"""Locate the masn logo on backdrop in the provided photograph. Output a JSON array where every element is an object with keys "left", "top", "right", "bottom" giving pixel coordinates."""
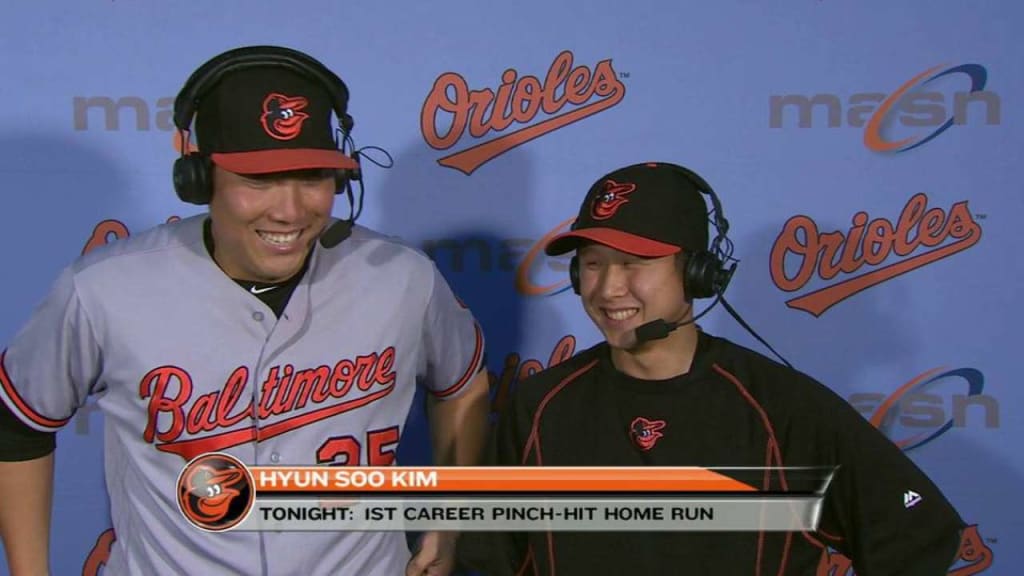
[
  {"left": 424, "top": 217, "right": 575, "bottom": 297},
  {"left": 73, "top": 96, "right": 175, "bottom": 131},
  {"left": 848, "top": 366, "right": 999, "bottom": 451},
  {"left": 421, "top": 51, "right": 626, "bottom": 175},
  {"left": 770, "top": 193, "right": 982, "bottom": 316},
  {"left": 769, "top": 64, "right": 1001, "bottom": 152}
]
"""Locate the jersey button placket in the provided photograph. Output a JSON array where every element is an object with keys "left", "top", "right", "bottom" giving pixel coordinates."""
[{"left": 251, "top": 308, "right": 272, "bottom": 468}]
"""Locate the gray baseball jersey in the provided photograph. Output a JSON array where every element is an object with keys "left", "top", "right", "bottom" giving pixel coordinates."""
[{"left": 0, "top": 214, "right": 485, "bottom": 575}]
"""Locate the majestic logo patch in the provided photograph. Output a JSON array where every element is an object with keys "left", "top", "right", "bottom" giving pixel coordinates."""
[
  {"left": 261, "top": 93, "right": 310, "bottom": 140},
  {"left": 629, "top": 416, "right": 666, "bottom": 451},
  {"left": 176, "top": 452, "right": 254, "bottom": 532},
  {"left": 591, "top": 180, "right": 636, "bottom": 220},
  {"left": 903, "top": 490, "right": 923, "bottom": 509}
]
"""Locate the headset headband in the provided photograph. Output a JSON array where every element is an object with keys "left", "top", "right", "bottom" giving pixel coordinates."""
[{"left": 172, "top": 46, "right": 353, "bottom": 135}]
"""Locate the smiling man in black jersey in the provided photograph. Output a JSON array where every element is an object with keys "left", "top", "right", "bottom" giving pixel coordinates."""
[{"left": 460, "top": 162, "right": 966, "bottom": 576}]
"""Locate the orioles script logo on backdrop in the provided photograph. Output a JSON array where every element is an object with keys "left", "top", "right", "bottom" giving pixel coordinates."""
[
  {"left": 141, "top": 351, "right": 397, "bottom": 462},
  {"left": 770, "top": 193, "right": 982, "bottom": 317},
  {"left": 488, "top": 335, "right": 576, "bottom": 416},
  {"left": 421, "top": 50, "right": 626, "bottom": 175}
]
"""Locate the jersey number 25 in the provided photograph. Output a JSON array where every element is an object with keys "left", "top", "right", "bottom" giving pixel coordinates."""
[{"left": 315, "top": 426, "right": 400, "bottom": 466}]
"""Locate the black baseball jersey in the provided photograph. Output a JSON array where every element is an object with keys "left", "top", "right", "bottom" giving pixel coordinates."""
[{"left": 460, "top": 332, "right": 964, "bottom": 576}]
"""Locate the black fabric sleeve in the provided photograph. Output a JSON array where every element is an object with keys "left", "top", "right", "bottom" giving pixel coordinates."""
[
  {"left": 0, "top": 398, "right": 56, "bottom": 461},
  {"left": 456, "top": 389, "right": 532, "bottom": 576},
  {"left": 889, "top": 528, "right": 963, "bottom": 576},
  {"left": 811, "top": 384, "right": 966, "bottom": 576}
]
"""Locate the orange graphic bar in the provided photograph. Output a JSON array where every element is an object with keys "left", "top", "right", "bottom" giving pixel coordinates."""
[{"left": 250, "top": 467, "right": 758, "bottom": 493}]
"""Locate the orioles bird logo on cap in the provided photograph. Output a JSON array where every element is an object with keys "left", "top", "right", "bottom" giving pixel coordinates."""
[
  {"left": 260, "top": 93, "right": 310, "bottom": 141},
  {"left": 591, "top": 179, "right": 636, "bottom": 220}
]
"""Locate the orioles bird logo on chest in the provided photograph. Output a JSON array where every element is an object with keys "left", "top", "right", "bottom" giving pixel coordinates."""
[
  {"left": 591, "top": 179, "right": 636, "bottom": 220},
  {"left": 629, "top": 416, "right": 666, "bottom": 451}
]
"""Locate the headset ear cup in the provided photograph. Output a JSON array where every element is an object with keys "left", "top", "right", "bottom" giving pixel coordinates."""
[
  {"left": 173, "top": 154, "right": 212, "bottom": 205},
  {"left": 172, "top": 157, "right": 189, "bottom": 202},
  {"left": 174, "top": 47, "right": 356, "bottom": 205},
  {"left": 570, "top": 255, "right": 581, "bottom": 295},
  {"left": 685, "top": 250, "right": 718, "bottom": 300},
  {"left": 332, "top": 155, "right": 362, "bottom": 193},
  {"left": 333, "top": 160, "right": 362, "bottom": 193}
]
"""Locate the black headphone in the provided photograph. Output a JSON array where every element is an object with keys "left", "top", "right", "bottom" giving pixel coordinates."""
[
  {"left": 569, "top": 162, "right": 735, "bottom": 299},
  {"left": 171, "top": 46, "right": 360, "bottom": 205}
]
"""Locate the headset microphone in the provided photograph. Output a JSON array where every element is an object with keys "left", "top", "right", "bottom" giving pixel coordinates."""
[
  {"left": 631, "top": 253, "right": 738, "bottom": 346},
  {"left": 630, "top": 289, "right": 795, "bottom": 370},
  {"left": 633, "top": 319, "right": 681, "bottom": 344},
  {"left": 317, "top": 147, "right": 393, "bottom": 249},
  {"left": 630, "top": 294, "right": 718, "bottom": 346}
]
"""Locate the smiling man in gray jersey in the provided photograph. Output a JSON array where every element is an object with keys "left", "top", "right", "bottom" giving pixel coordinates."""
[{"left": 0, "top": 45, "right": 490, "bottom": 576}]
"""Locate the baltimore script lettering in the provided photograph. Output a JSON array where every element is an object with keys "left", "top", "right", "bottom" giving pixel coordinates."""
[{"left": 140, "top": 348, "right": 397, "bottom": 460}]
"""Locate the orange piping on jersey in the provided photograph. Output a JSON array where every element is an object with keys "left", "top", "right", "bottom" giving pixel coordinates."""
[
  {"left": 817, "top": 529, "right": 843, "bottom": 542},
  {"left": 764, "top": 435, "right": 796, "bottom": 576},
  {"left": 431, "top": 322, "right": 485, "bottom": 398},
  {"left": 0, "top": 350, "right": 71, "bottom": 430},
  {"left": 515, "top": 544, "right": 536, "bottom": 576},
  {"left": 756, "top": 440, "right": 772, "bottom": 576},
  {"left": 713, "top": 363, "right": 816, "bottom": 575},
  {"left": 779, "top": 532, "right": 794, "bottom": 576},
  {"left": 520, "top": 357, "right": 599, "bottom": 576},
  {"left": 546, "top": 530, "right": 557, "bottom": 576},
  {"left": 521, "top": 358, "right": 599, "bottom": 467}
]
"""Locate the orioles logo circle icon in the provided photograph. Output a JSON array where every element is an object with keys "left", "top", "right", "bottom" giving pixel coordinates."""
[{"left": 176, "top": 452, "right": 255, "bottom": 532}]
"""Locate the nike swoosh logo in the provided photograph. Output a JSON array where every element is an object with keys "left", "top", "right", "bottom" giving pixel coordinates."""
[{"left": 250, "top": 285, "right": 277, "bottom": 295}]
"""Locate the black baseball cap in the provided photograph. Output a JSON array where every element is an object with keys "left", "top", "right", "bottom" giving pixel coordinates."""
[
  {"left": 194, "top": 67, "right": 358, "bottom": 174},
  {"left": 545, "top": 162, "right": 710, "bottom": 257}
]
